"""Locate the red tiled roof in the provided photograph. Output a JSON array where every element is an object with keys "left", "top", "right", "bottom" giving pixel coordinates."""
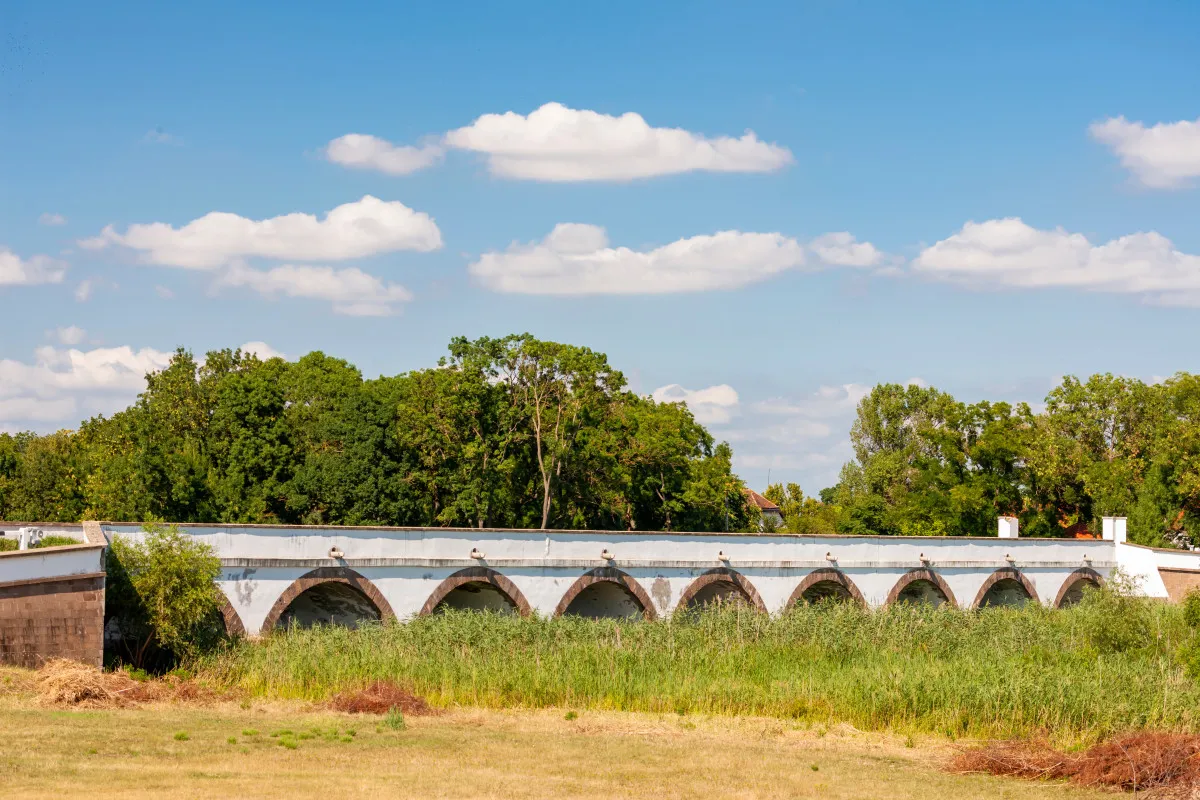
[{"left": 744, "top": 489, "right": 780, "bottom": 512}]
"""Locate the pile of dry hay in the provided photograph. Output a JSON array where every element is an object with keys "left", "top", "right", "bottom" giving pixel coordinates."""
[
  {"left": 954, "top": 733, "right": 1200, "bottom": 796},
  {"left": 328, "top": 680, "right": 435, "bottom": 716},
  {"left": 35, "top": 659, "right": 219, "bottom": 707}
]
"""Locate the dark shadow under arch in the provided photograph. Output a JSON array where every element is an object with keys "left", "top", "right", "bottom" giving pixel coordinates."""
[
  {"left": 553, "top": 567, "right": 658, "bottom": 620},
  {"left": 261, "top": 567, "right": 395, "bottom": 633},
  {"left": 1054, "top": 567, "right": 1104, "bottom": 608},
  {"left": 886, "top": 568, "right": 958, "bottom": 608},
  {"left": 419, "top": 567, "right": 533, "bottom": 616},
  {"left": 676, "top": 568, "right": 767, "bottom": 613},
  {"left": 787, "top": 568, "right": 867, "bottom": 608},
  {"left": 971, "top": 568, "right": 1039, "bottom": 609}
]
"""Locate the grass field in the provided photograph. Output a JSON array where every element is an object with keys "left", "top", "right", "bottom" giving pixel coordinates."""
[
  {"left": 200, "top": 597, "right": 1200, "bottom": 744},
  {"left": 0, "top": 687, "right": 1110, "bottom": 800}
]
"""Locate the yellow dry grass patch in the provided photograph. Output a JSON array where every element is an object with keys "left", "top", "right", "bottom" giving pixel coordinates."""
[{"left": 0, "top": 669, "right": 1109, "bottom": 800}]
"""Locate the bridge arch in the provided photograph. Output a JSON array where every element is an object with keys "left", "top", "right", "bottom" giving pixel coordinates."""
[
  {"left": 787, "top": 568, "right": 867, "bottom": 608},
  {"left": 218, "top": 595, "right": 246, "bottom": 637},
  {"left": 1054, "top": 567, "right": 1104, "bottom": 608},
  {"left": 554, "top": 567, "right": 658, "bottom": 620},
  {"left": 886, "top": 568, "right": 958, "bottom": 608},
  {"left": 261, "top": 567, "right": 395, "bottom": 632},
  {"left": 420, "top": 567, "right": 532, "bottom": 616},
  {"left": 971, "top": 568, "right": 1039, "bottom": 609},
  {"left": 676, "top": 568, "right": 767, "bottom": 612}
]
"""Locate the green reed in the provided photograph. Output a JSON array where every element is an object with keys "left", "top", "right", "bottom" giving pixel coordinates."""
[{"left": 197, "top": 595, "right": 1200, "bottom": 744}]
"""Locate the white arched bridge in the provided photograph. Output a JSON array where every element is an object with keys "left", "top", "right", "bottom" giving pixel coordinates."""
[{"left": 83, "top": 516, "right": 1200, "bottom": 636}]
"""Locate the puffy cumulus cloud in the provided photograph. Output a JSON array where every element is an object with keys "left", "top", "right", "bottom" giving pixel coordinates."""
[
  {"left": 1090, "top": 116, "right": 1200, "bottom": 189},
  {"left": 913, "top": 218, "right": 1200, "bottom": 304},
  {"left": 0, "top": 344, "right": 173, "bottom": 431},
  {"left": 325, "top": 102, "right": 793, "bottom": 182},
  {"left": 470, "top": 224, "right": 885, "bottom": 295},
  {"left": 38, "top": 212, "right": 67, "bottom": 226},
  {"left": 0, "top": 341, "right": 280, "bottom": 432},
  {"left": 238, "top": 341, "right": 285, "bottom": 360},
  {"left": 651, "top": 383, "right": 740, "bottom": 425},
  {"left": 470, "top": 224, "right": 809, "bottom": 295},
  {"left": 0, "top": 248, "right": 67, "bottom": 286},
  {"left": 213, "top": 263, "right": 413, "bottom": 316},
  {"left": 325, "top": 134, "right": 444, "bottom": 176},
  {"left": 80, "top": 195, "right": 442, "bottom": 269},
  {"left": 808, "top": 232, "right": 886, "bottom": 267},
  {"left": 444, "top": 102, "right": 793, "bottom": 181}
]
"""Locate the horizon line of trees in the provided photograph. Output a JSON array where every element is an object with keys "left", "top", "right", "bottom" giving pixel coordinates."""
[
  {"left": 0, "top": 334, "right": 754, "bottom": 533},
  {"left": 2, "top": 335, "right": 1198, "bottom": 547}
]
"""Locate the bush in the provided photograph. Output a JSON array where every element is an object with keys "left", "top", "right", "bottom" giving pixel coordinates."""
[
  {"left": 0, "top": 538, "right": 15, "bottom": 552},
  {"left": 31, "top": 535, "right": 83, "bottom": 548},
  {"left": 106, "top": 523, "right": 224, "bottom": 669},
  {"left": 1182, "top": 589, "right": 1200, "bottom": 630}
]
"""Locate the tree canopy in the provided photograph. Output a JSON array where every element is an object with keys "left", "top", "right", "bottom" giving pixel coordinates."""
[
  {"left": 0, "top": 335, "right": 750, "bottom": 532},
  {"left": 3, "top": 336, "right": 1198, "bottom": 545}
]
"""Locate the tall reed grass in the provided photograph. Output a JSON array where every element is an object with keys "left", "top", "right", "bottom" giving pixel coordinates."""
[{"left": 198, "top": 591, "right": 1200, "bottom": 743}]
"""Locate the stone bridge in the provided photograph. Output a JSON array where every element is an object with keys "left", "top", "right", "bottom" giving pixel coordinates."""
[{"left": 84, "top": 516, "right": 1200, "bottom": 636}]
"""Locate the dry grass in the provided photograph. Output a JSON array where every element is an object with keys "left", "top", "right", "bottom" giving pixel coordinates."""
[
  {"left": 0, "top": 666, "right": 1111, "bottom": 800},
  {"left": 954, "top": 734, "right": 1200, "bottom": 796},
  {"left": 31, "top": 659, "right": 224, "bottom": 708},
  {"left": 328, "top": 679, "right": 436, "bottom": 716}
]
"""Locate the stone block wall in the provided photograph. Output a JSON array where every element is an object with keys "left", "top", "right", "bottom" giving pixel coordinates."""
[
  {"left": 1158, "top": 568, "right": 1200, "bottom": 604},
  {"left": 0, "top": 572, "right": 105, "bottom": 668}
]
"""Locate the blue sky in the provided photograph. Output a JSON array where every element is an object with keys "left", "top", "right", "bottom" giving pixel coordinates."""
[{"left": 2, "top": 0, "right": 1199, "bottom": 493}]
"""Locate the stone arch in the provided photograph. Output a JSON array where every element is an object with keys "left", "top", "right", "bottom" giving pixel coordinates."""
[
  {"left": 886, "top": 568, "right": 958, "bottom": 608},
  {"left": 554, "top": 567, "right": 658, "bottom": 620},
  {"left": 261, "top": 567, "right": 395, "bottom": 632},
  {"left": 786, "top": 568, "right": 867, "bottom": 608},
  {"left": 676, "top": 568, "right": 767, "bottom": 613},
  {"left": 218, "top": 595, "right": 246, "bottom": 637},
  {"left": 971, "top": 568, "right": 1039, "bottom": 609},
  {"left": 419, "top": 567, "right": 533, "bottom": 616},
  {"left": 1054, "top": 567, "right": 1104, "bottom": 608}
]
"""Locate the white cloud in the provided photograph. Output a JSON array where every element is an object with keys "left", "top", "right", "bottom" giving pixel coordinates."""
[
  {"left": 808, "top": 232, "right": 885, "bottom": 267},
  {"left": 651, "top": 383, "right": 740, "bottom": 425},
  {"left": 325, "top": 134, "right": 444, "bottom": 176},
  {"left": 212, "top": 263, "right": 413, "bottom": 316},
  {"left": 53, "top": 326, "right": 87, "bottom": 346},
  {"left": 81, "top": 195, "right": 442, "bottom": 269},
  {"left": 1090, "top": 116, "right": 1200, "bottom": 189},
  {"left": 38, "top": 212, "right": 67, "bottom": 226},
  {"left": 155, "top": 285, "right": 175, "bottom": 299},
  {"left": 0, "top": 344, "right": 173, "bottom": 431},
  {"left": 239, "top": 341, "right": 285, "bottom": 360},
  {"left": 326, "top": 102, "right": 793, "bottom": 182},
  {"left": 74, "top": 280, "right": 93, "bottom": 302},
  {"left": 754, "top": 383, "right": 871, "bottom": 419},
  {"left": 0, "top": 248, "right": 67, "bottom": 287},
  {"left": 471, "top": 224, "right": 812, "bottom": 295},
  {"left": 0, "top": 341, "right": 280, "bottom": 432},
  {"left": 913, "top": 217, "right": 1200, "bottom": 304}
]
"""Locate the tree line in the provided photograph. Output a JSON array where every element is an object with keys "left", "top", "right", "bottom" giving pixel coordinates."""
[
  {"left": 2, "top": 335, "right": 1198, "bottom": 546},
  {"left": 771, "top": 376, "right": 1200, "bottom": 547},
  {"left": 0, "top": 335, "right": 753, "bottom": 532}
]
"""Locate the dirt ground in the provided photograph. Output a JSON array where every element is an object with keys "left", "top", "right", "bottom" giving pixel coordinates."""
[{"left": 0, "top": 667, "right": 1111, "bottom": 800}]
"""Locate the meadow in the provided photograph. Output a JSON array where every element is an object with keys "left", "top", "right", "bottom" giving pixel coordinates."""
[{"left": 199, "top": 589, "right": 1200, "bottom": 745}]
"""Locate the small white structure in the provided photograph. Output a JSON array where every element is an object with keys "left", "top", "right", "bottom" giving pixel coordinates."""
[
  {"left": 997, "top": 517, "right": 1019, "bottom": 539},
  {"left": 1102, "top": 516, "right": 1128, "bottom": 544}
]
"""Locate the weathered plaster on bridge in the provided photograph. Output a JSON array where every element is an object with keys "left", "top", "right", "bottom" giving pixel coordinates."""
[{"left": 91, "top": 517, "right": 1199, "bottom": 636}]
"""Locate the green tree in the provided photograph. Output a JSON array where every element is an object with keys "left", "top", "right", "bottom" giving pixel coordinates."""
[{"left": 105, "top": 524, "right": 224, "bottom": 668}]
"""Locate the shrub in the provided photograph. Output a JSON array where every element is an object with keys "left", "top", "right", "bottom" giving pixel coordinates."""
[
  {"left": 106, "top": 523, "right": 223, "bottom": 669},
  {"left": 0, "top": 538, "right": 15, "bottom": 552},
  {"left": 31, "top": 535, "right": 82, "bottom": 548},
  {"left": 1182, "top": 589, "right": 1200, "bottom": 630},
  {"left": 383, "top": 708, "right": 406, "bottom": 731}
]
